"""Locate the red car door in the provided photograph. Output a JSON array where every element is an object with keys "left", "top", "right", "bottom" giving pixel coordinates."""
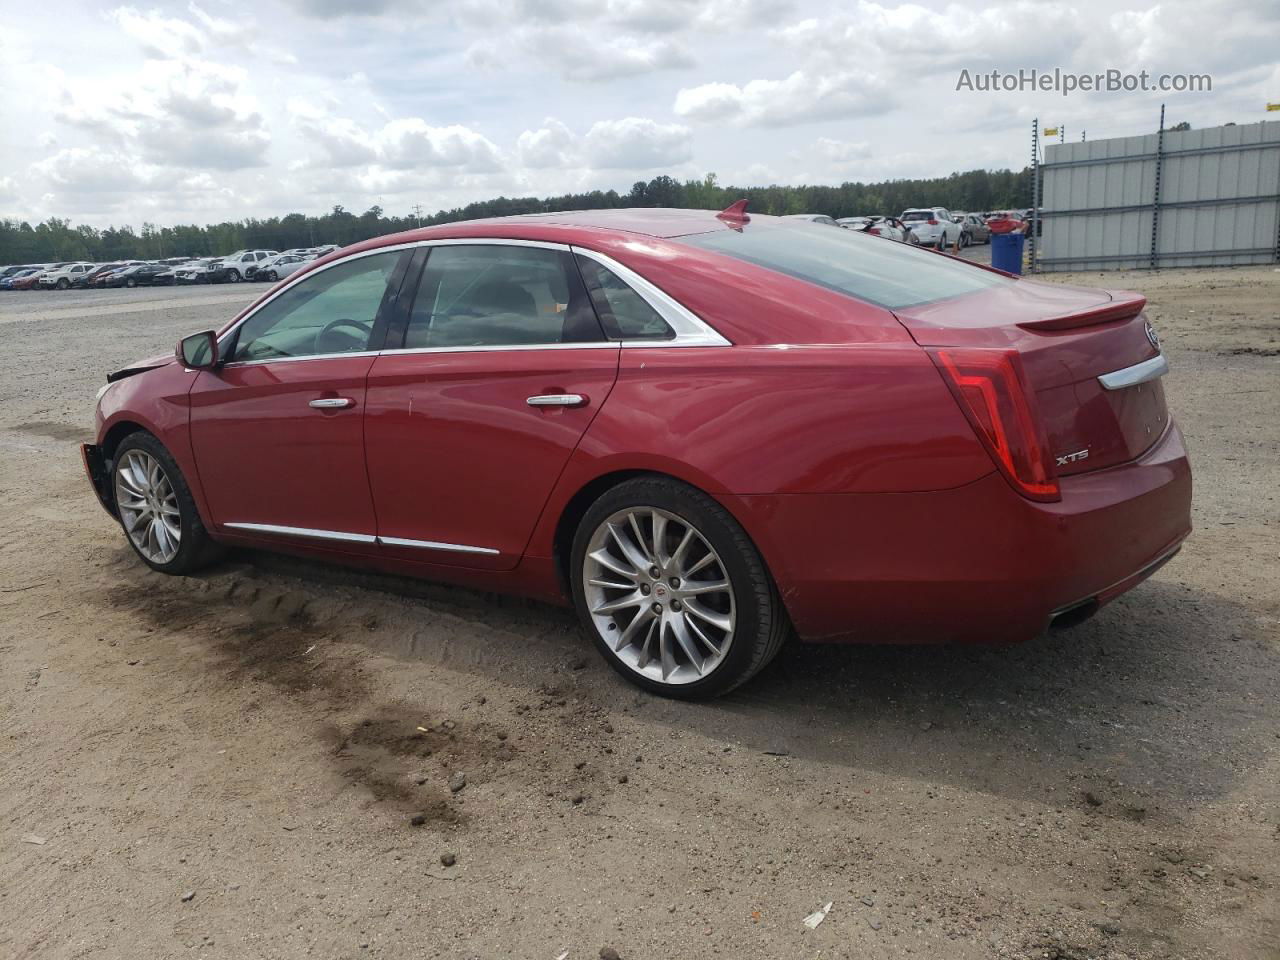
[
  {"left": 188, "top": 248, "right": 412, "bottom": 550},
  {"left": 364, "top": 242, "right": 619, "bottom": 570}
]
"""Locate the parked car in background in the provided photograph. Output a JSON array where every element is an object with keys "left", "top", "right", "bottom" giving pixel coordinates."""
[
  {"left": 8, "top": 269, "right": 48, "bottom": 290},
  {"left": 107, "top": 263, "right": 173, "bottom": 287},
  {"left": 90, "top": 263, "right": 143, "bottom": 288},
  {"left": 173, "top": 259, "right": 219, "bottom": 284},
  {"left": 39, "top": 262, "right": 97, "bottom": 289},
  {"left": 900, "top": 208, "right": 964, "bottom": 248},
  {"left": 0, "top": 267, "right": 43, "bottom": 290},
  {"left": 782, "top": 214, "right": 838, "bottom": 225},
  {"left": 0, "top": 265, "right": 39, "bottom": 281},
  {"left": 74, "top": 263, "right": 127, "bottom": 288},
  {"left": 84, "top": 206, "right": 1190, "bottom": 699},
  {"left": 958, "top": 213, "right": 991, "bottom": 245},
  {"left": 250, "top": 253, "right": 314, "bottom": 282},
  {"left": 843, "top": 216, "right": 917, "bottom": 243},
  {"left": 216, "top": 249, "right": 279, "bottom": 283}
]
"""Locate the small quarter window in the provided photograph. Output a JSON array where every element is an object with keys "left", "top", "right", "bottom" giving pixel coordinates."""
[{"left": 575, "top": 256, "right": 675, "bottom": 341}]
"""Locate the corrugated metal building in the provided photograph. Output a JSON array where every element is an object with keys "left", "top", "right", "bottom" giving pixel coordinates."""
[{"left": 1037, "top": 119, "right": 1280, "bottom": 271}]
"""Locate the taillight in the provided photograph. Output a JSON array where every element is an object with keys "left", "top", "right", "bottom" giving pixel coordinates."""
[
  {"left": 927, "top": 218, "right": 938, "bottom": 225},
  {"left": 928, "top": 348, "right": 1060, "bottom": 501},
  {"left": 868, "top": 227, "right": 880, "bottom": 235}
]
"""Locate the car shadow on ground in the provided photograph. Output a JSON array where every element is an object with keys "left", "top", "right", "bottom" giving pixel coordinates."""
[{"left": 178, "top": 549, "right": 1273, "bottom": 818}]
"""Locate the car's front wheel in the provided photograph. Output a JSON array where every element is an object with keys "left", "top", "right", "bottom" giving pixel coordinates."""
[
  {"left": 227, "top": 269, "right": 241, "bottom": 283},
  {"left": 56, "top": 278, "right": 70, "bottom": 290},
  {"left": 570, "top": 476, "right": 789, "bottom": 699},
  {"left": 112, "top": 432, "right": 222, "bottom": 575}
]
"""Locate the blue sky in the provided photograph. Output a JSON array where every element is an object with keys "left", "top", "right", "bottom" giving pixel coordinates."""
[{"left": 1, "top": 0, "right": 1276, "bottom": 226}]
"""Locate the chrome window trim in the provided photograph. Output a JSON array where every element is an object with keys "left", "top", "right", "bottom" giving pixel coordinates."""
[
  {"left": 571, "top": 246, "right": 732, "bottom": 348},
  {"left": 225, "top": 521, "right": 498, "bottom": 555},
  {"left": 376, "top": 342, "right": 619, "bottom": 357},
  {"left": 215, "top": 236, "right": 731, "bottom": 366},
  {"left": 1097, "top": 353, "right": 1168, "bottom": 390}
]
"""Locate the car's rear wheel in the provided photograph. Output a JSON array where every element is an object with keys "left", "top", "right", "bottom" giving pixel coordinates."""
[
  {"left": 570, "top": 476, "right": 788, "bottom": 699},
  {"left": 112, "top": 432, "right": 222, "bottom": 575}
]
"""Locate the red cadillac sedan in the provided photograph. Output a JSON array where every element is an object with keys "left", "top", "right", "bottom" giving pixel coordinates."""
[{"left": 83, "top": 205, "right": 1191, "bottom": 698}]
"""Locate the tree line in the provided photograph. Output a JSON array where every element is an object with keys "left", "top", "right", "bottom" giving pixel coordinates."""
[{"left": 0, "top": 167, "right": 1033, "bottom": 264}]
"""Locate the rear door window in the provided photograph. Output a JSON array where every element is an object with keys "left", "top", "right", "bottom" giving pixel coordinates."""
[{"left": 400, "top": 245, "right": 604, "bottom": 349}]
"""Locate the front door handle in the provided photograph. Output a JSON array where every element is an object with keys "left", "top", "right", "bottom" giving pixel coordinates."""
[
  {"left": 309, "top": 397, "right": 355, "bottom": 409},
  {"left": 527, "top": 394, "right": 587, "bottom": 407}
]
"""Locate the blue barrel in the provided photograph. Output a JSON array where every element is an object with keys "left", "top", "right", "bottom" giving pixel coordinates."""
[{"left": 990, "top": 232, "right": 1025, "bottom": 275}]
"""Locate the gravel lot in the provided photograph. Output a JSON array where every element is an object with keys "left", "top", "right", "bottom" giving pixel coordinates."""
[{"left": 1, "top": 270, "right": 1277, "bottom": 960}]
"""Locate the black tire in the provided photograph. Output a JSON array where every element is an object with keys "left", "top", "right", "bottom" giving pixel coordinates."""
[
  {"left": 228, "top": 269, "right": 241, "bottom": 283},
  {"left": 125, "top": 278, "right": 137, "bottom": 288},
  {"left": 56, "top": 277, "right": 70, "bottom": 290},
  {"left": 111, "top": 431, "right": 224, "bottom": 575},
  {"left": 266, "top": 270, "right": 278, "bottom": 282},
  {"left": 961, "top": 230, "right": 971, "bottom": 248},
  {"left": 569, "top": 475, "right": 789, "bottom": 700}
]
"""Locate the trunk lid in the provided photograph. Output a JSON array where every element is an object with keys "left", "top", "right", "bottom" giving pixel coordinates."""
[{"left": 894, "top": 279, "right": 1169, "bottom": 476}]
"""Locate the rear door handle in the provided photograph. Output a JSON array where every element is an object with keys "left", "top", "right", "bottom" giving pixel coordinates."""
[
  {"left": 527, "top": 394, "right": 587, "bottom": 407},
  {"left": 309, "top": 397, "right": 355, "bottom": 409}
]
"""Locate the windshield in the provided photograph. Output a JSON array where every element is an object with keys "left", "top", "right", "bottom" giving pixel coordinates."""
[{"left": 679, "top": 222, "right": 1012, "bottom": 309}]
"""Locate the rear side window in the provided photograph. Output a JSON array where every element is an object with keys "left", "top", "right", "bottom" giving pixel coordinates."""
[
  {"left": 575, "top": 256, "right": 674, "bottom": 341},
  {"left": 402, "top": 245, "right": 603, "bottom": 349},
  {"left": 680, "top": 222, "right": 1011, "bottom": 309}
]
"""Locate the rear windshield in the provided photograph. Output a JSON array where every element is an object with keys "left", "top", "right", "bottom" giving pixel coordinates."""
[
  {"left": 680, "top": 222, "right": 1011, "bottom": 309},
  {"left": 901, "top": 211, "right": 933, "bottom": 221}
]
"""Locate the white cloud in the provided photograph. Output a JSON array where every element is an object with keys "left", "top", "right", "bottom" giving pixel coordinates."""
[
  {"left": 514, "top": 117, "right": 693, "bottom": 170},
  {"left": 379, "top": 120, "right": 504, "bottom": 172},
  {"left": 815, "top": 137, "right": 871, "bottom": 162},
  {"left": 108, "top": 6, "right": 204, "bottom": 59},
  {"left": 675, "top": 70, "right": 891, "bottom": 126},
  {"left": 468, "top": 26, "right": 694, "bottom": 82},
  {"left": 516, "top": 118, "right": 578, "bottom": 169},
  {"left": 583, "top": 118, "right": 694, "bottom": 168}
]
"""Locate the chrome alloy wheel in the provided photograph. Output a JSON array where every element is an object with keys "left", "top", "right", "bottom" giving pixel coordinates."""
[
  {"left": 114, "top": 449, "right": 182, "bottom": 564},
  {"left": 582, "top": 507, "right": 736, "bottom": 685}
]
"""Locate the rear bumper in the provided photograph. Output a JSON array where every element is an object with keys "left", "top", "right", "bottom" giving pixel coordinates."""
[{"left": 724, "top": 420, "right": 1192, "bottom": 644}]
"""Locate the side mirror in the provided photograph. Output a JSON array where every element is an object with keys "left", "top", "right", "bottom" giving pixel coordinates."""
[{"left": 177, "top": 331, "right": 219, "bottom": 369}]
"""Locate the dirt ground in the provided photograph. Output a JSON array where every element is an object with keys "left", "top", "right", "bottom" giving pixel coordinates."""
[{"left": 1, "top": 266, "right": 1277, "bottom": 960}]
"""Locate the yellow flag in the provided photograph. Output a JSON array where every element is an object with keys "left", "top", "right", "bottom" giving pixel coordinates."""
[
  {"left": 1044, "top": 126, "right": 1059, "bottom": 136},
  {"left": 1267, "top": 103, "right": 1280, "bottom": 112}
]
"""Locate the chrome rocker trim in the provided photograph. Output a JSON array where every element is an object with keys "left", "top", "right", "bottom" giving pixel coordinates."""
[{"left": 224, "top": 522, "right": 498, "bottom": 555}]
